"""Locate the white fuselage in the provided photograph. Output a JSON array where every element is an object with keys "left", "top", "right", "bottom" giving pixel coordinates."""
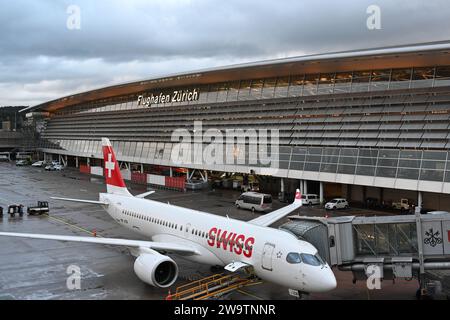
[{"left": 100, "top": 193, "right": 336, "bottom": 293}]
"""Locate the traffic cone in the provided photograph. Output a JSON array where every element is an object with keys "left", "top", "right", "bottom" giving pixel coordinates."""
[
  {"left": 93, "top": 229, "right": 97, "bottom": 237},
  {"left": 165, "top": 289, "right": 172, "bottom": 300}
]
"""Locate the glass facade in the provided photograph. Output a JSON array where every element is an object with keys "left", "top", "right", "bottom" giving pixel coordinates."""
[
  {"left": 57, "top": 66, "right": 449, "bottom": 116},
  {"left": 42, "top": 139, "right": 450, "bottom": 183}
]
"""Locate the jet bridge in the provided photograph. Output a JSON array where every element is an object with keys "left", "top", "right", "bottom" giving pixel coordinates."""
[{"left": 280, "top": 212, "right": 450, "bottom": 297}]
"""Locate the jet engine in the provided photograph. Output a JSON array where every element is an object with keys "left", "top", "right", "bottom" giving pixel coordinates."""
[{"left": 133, "top": 254, "right": 178, "bottom": 288}]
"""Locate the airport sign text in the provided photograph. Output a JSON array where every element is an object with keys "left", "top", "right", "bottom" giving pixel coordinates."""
[{"left": 137, "top": 89, "right": 199, "bottom": 107}]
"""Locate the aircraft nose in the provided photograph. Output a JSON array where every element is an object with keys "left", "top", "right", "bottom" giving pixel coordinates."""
[
  {"left": 314, "top": 267, "right": 337, "bottom": 292},
  {"left": 318, "top": 267, "right": 337, "bottom": 292}
]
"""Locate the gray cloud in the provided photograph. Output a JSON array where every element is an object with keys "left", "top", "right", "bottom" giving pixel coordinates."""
[{"left": 0, "top": 0, "right": 449, "bottom": 106}]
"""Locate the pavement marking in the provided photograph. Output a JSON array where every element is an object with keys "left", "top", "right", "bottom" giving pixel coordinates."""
[
  {"left": 235, "top": 289, "right": 264, "bottom": 300},
  {"left": 43, "top": 214, "right": 103, "bottom": 238}
]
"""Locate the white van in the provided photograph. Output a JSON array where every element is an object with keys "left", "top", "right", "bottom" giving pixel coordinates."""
[
  {"left": 235, "top": 192, "right": 272, "bottom": 213},
  {"left": 301, "top": 194, "right": 320, "bottom": 206}
]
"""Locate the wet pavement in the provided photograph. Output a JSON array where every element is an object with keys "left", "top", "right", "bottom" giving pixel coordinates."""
[{"left": 0, "top": 162, "right": 445, "bottom": 300}]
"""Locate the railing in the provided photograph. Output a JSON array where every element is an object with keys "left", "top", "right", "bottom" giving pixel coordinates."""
[{"left": 167, "top": 273, "right": 255, "bottom": 300}]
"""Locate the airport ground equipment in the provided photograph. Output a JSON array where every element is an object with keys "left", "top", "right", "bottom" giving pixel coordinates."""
[
  {"left": 281, "top": 212, "right": 450, "bottom": 299},
  {"left": 8, "top": 204, "right": 24, "bottom": 217},
  {"left": 392, "top": 198, "right": 414, "bottom": 212},
  {"left": 27, "top": 201, "right": 49, "bottom": 215},
  {"left": 167, "top": 273, "right": 257, "bottom": 300}
]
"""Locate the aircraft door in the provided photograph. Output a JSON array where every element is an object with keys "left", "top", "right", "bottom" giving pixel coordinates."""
[
  {"left": 185, "top": 223, "right": 191, "bottom": 239},
  {"left": 261, "top": 243, "right": 275, "bottom": 271}
]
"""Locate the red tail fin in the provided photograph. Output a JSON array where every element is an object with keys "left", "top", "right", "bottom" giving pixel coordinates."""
[
  {"left": 102, "top": 138, "right": 131, "bottom": 196},
  {"left": 294, "top": 189, "right": 303, "bottom": 206}
]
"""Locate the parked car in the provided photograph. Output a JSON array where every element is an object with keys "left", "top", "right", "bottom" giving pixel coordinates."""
[
  {"left": 15, "top": 160, "right": 29, "bottom": 166},
  {"left": 235, "top": 192, "right": 272, "bottom": 213},
  {"left": 45, "top": 164, "right": 64, "bottom": 171},
  {"left": 301, "top": 194, "right": 320, "bottom": 206},
  {"left": 325, "top": 198, "right": 349, "bottom": 210},
  {"left": 53, "top": 164, "right": 64, "bottom": 171},
  {"left": 392, "top": 198, "right": 414, "bottom": 212},
  {"left": 31, "top": 160, "right": 45, "bottom": 167}
]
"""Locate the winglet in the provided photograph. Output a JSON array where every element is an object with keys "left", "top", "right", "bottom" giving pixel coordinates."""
[{"left": 294, "top": 189, "right": 302, "bottom": 206}]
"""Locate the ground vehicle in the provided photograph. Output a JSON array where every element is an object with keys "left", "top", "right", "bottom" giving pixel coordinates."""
[
  {"left": 325, "top": 198, "right": 349, "bottom": 210},
  {"left": 301, "top": 194, "right": 320, "bottom": 206},
  {"left": 27, "top": 201, "right": 49, "bottom": 215},
  {"left": 235, "top": 192, "right": 272, "bottom": 212},
  {"left": 15, "top": 160, "right": 29, "bottom": 166},
  {"left": 53, "top": 164, "right": 64, "bottom": 171},
  {"left": 31, "top": 161, "right": 45, "bottom": 167},
  {"left": 45, "top": 164, "right": 64, "bottom": 171},
  {"left": 8, "top": 204, "right": 24, "bottom": 217},
  {"left": 392, "top": 198, "right": 414, "bottom": 212},
  {"left": 240, "top": 182, "right": 260, "bottom": 192}
]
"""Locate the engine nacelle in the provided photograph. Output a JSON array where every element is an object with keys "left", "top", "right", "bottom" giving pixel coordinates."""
[{"left": 134, "top": 254, "right": 178, "bottom": 288}]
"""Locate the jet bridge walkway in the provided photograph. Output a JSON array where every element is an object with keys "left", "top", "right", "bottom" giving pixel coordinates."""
[
  {"left": 280, "top": 211, "right": 450, "bottom": 298},
  {"left": 167, "top": 273, "right": 258, "bottom": 300}
]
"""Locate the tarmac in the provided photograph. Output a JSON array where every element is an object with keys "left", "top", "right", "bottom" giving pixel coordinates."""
[{"left": 0, "top": 162, "right": 446, "bottom": 300}]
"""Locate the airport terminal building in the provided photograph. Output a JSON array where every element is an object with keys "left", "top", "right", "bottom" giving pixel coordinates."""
[{"left": 21, "top": 42, "right": 450, "bottom": 210}]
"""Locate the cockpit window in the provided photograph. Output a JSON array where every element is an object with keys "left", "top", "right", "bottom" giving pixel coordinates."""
[
  {"left": 286, "top": 252, "right": 302, "bottom": 264},
  {"left": 315, "top": 253, "right": 326, "bottom": 265},
  {"left": 300, "top": 253, "right": 322, "bottom": 266}
]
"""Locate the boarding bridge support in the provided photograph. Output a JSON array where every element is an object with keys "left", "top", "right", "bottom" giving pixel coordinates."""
[{"left": 281, "top": 213, "right": 450, "bottom": 298}]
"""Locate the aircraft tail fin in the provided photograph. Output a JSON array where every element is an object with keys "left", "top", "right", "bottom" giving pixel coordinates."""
[{"left": 101, "top": 138, "right": 132, "bottom": 196}]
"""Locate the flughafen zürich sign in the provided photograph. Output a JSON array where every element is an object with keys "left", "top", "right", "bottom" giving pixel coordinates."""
[{"left": 137, "top": 88, "right": 200, "bottom": 107}]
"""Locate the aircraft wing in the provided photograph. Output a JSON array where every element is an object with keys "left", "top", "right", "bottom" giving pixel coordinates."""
[
  {"left": 0, "top": 232, "right": 200, "bottom": 256},
  {"left": 51, "top": 197, "right": 108, "bottom": 205},
  {"left": 248, "top": 189, "right": 302, "bottom": 227}
]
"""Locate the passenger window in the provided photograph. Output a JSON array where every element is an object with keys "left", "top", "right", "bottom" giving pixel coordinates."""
[{"left": 286, "top": 252, "right": 302, "bottom": 264}]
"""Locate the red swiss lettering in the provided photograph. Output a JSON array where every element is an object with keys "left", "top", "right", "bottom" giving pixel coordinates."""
[
  {"left": 233, "top": 234, "right": 245, "bottom": 255},
  {"left": 243, "top": 237, "right": 255, "bottom": 258},
  {"left": 207, "top": 227, "right": 217, "bottom": 247}
]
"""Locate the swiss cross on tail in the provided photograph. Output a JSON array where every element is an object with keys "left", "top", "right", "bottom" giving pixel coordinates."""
[{"left": 101, "top": 138, "right": 130, "bottom": 195}]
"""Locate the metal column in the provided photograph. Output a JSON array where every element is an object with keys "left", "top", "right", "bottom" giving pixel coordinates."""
[
  {"left": 418, "top": 191, "right": 423, "bottom": 209},
  {"left": 320, "top": 181, "right": 324, "bottom": 204}
]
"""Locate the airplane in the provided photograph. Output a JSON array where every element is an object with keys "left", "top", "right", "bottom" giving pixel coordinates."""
[{"left": 0, "top": 138, "right": 336, "bottom": 294}]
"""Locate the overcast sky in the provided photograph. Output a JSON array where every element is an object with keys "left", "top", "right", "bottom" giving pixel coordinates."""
[{"left": 1, "top": 0, "right": 449, "bottom": 107}]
